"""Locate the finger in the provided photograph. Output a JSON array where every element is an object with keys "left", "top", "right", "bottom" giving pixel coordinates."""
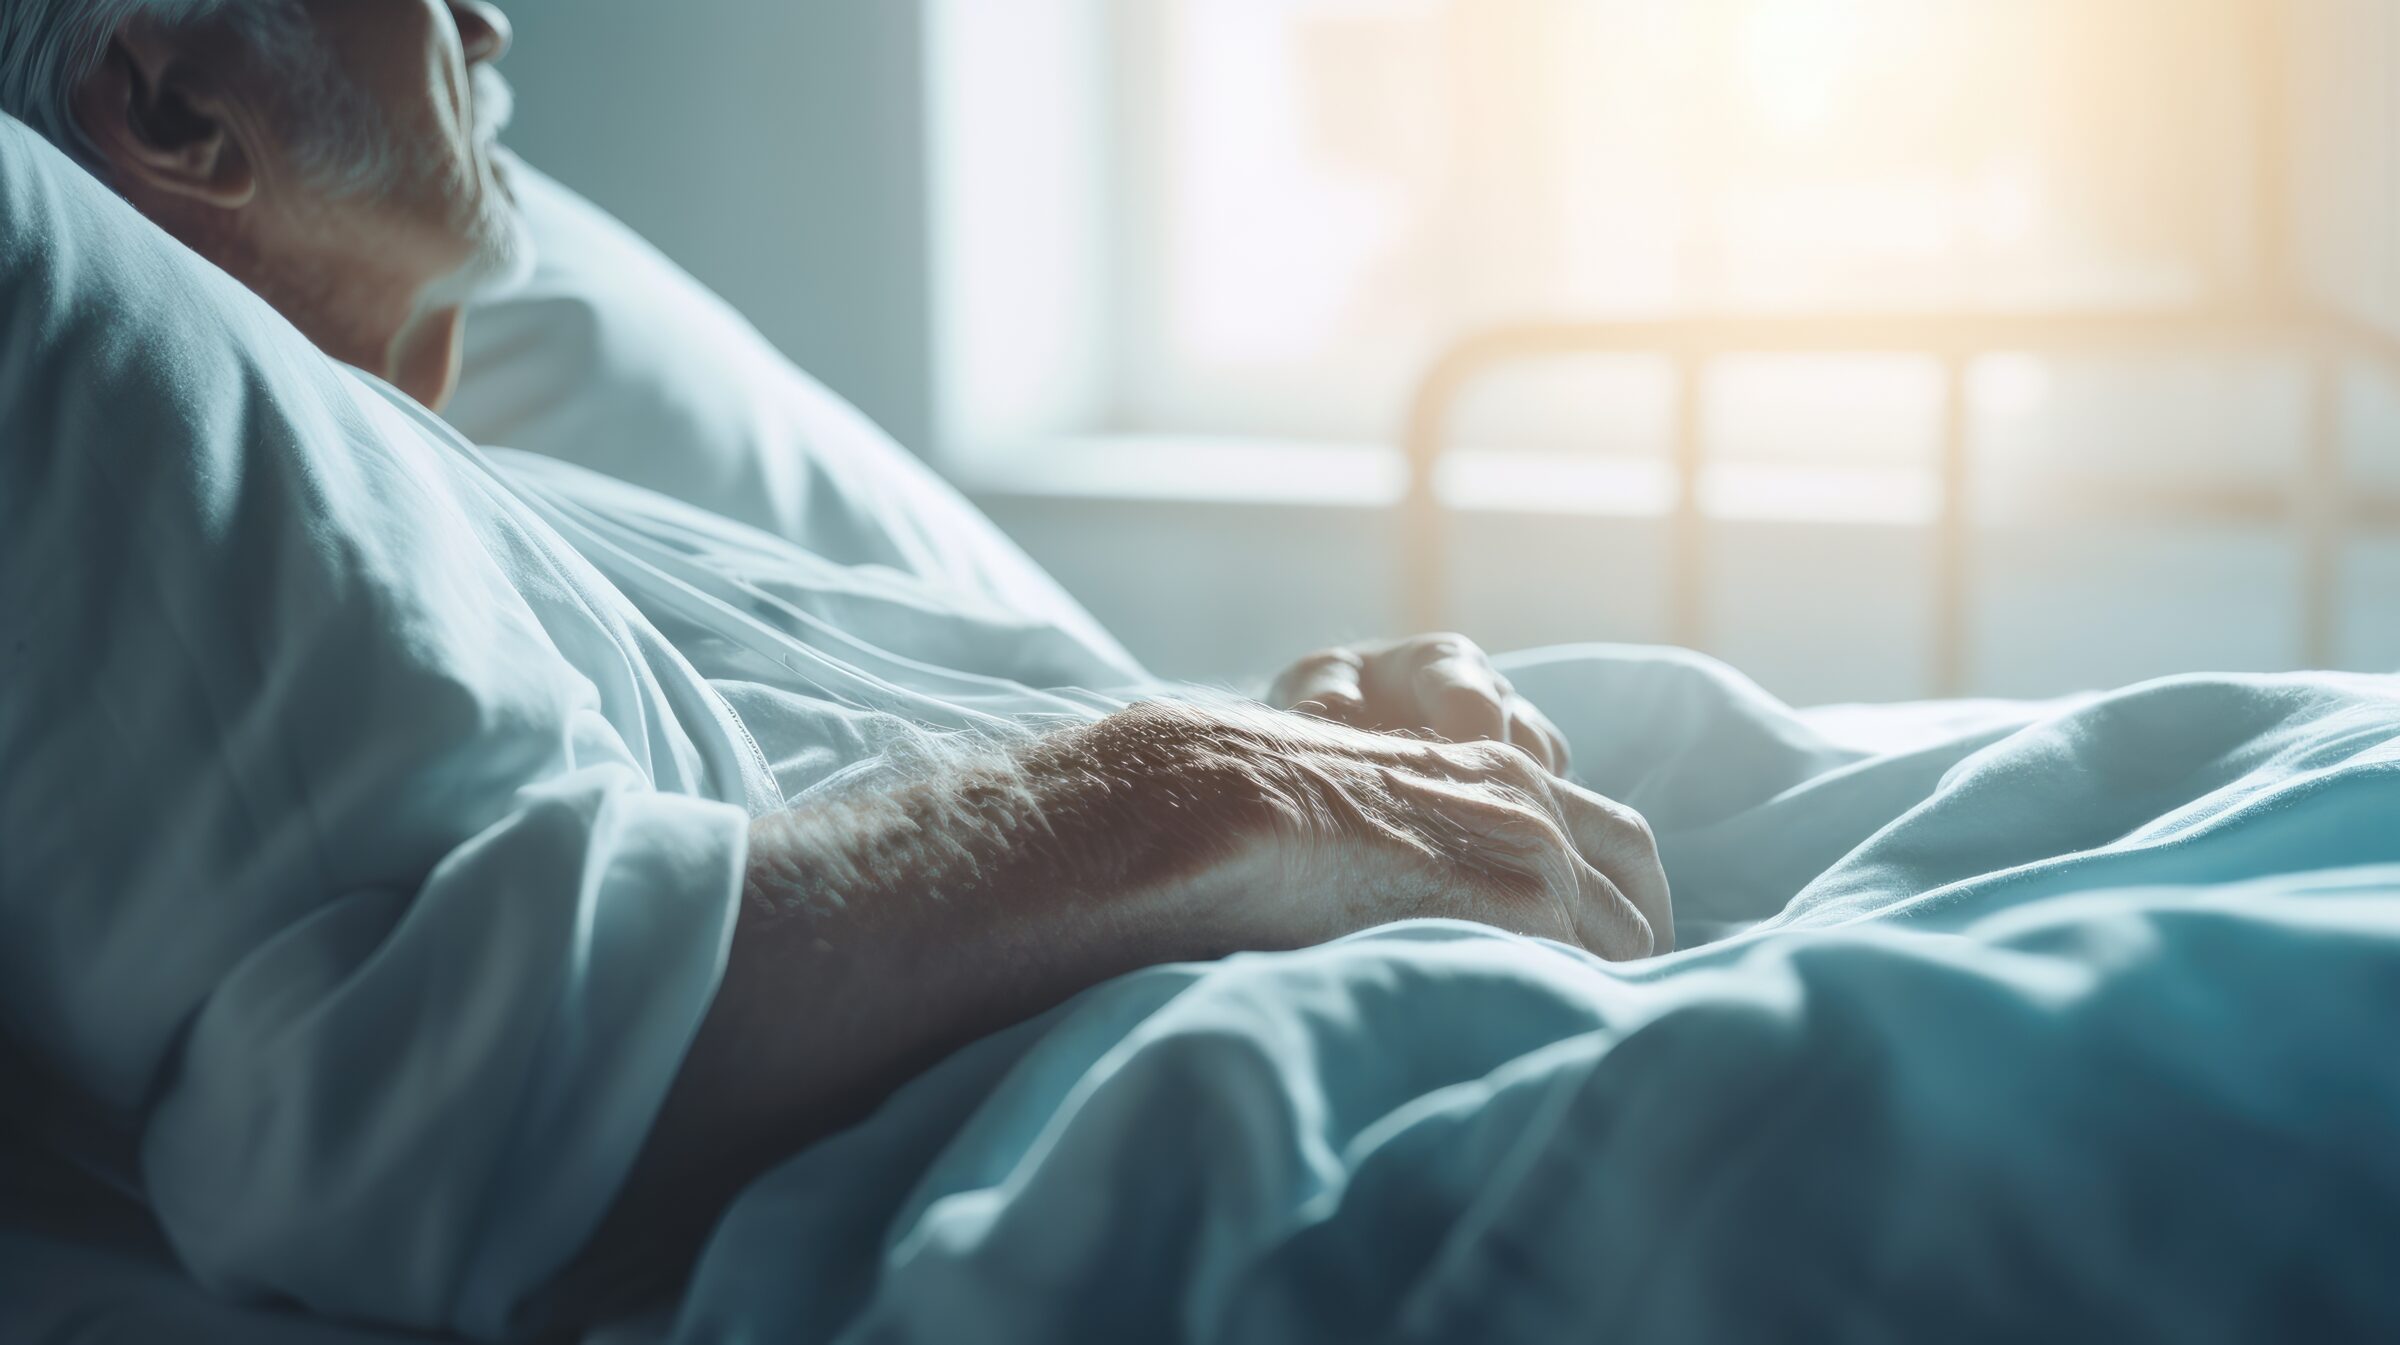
[
  {"left": 1396, "top": 632, "right": 1479, "bottom": 669},
  {"left": 1564, "top": 853, "right": 1653, "bottom": 961},
  {"left": 1501, "top": 711, "right": 1555, "bottom": 774},
  {"left": 1360, "top": 634, "right": 1477, "bottom": 717},
  {"left": 1274, "top": 649, "right": 1367, "bottom": 723},
  {"left": 1507, "top": 698, "right": 1571, "bottom": 775},
  {"left": 1419, "top": 656, "right": 1511, "bottom": 747},
  {"left": 1544, "top": 778, "right": 1672, "bottom": 956},
  {"left": 1386, "top": 763, "right": 1589, "bottom": 946}
]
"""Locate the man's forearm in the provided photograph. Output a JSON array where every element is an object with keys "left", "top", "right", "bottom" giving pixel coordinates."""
[
  {"left": 702, "top": 705, "right": 1282, "bottom": 1144},
  {"left": 592, "top": 704, "right": 1292, "bottom": 1271},
  {"left": 575, "top": 699, "right": 1666, "bottom": 1301}
]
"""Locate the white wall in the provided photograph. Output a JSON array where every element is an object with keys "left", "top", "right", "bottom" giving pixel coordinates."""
[
  {"left": 2288, "top": 0, "right": 2400, "bottom": 338},
  {"left": 493, "top": 0, "right": 940, "bottom": 453},
  {"left": 976, "top": 492, "right": 2400, "bottom": 705}
]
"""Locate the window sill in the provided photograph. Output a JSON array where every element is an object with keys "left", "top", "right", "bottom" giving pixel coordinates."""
[
  {"left": 952, "top": 435, "right": 1406, "bottom": 509},
  {"left": 951, "top": 435, "right": 1943, "bottom": 525}
]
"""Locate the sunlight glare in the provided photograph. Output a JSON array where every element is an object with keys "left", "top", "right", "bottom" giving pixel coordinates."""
[{"left": 1741, "top": 0, "right": 1870, "bottom": 136}]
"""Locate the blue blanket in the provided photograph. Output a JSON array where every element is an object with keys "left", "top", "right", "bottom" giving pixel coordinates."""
[{"left": 669, "top": 652, "right": 2400, "bottom": 1343}]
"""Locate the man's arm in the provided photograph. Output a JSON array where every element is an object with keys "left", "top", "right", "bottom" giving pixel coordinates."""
[{"left": 578, "top": 699, "right": 1669, "bottom": 1288}]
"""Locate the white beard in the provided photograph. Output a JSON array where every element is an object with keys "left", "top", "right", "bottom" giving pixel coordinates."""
[
  {"left": 411, "top": 67, "right": 536, "bottom": 309},
  {"left": 419, "top": 157, "right": 536, "bottom": 309}
]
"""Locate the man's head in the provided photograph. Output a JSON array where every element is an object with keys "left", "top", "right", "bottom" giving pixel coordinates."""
[{"left": 0, "top": 0, "right": 527, "bottom": 407}]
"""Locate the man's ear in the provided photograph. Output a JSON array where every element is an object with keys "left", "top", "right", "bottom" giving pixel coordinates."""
[{"left": 73, "top": 24, "right": 257, "bottom": 210}]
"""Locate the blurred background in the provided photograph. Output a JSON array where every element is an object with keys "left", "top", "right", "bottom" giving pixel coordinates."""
[{"left": 494, "top": 0, "right": 2399, "bottom": 703}]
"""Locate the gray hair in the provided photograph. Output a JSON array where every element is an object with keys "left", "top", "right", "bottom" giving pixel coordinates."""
[
  {"left": 0, "top": 1, "right": 230, "bottom": 161},
  {"left": 0, "top": 0, "right": 385, "bottom": 193}
]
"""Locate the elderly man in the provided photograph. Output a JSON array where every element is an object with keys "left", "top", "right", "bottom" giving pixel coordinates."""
[
  {"left": 16, "top": 6, "right": 2400, "bottom": 1345},
  {"left": 0, "top": 0, "right": 1672, "bottom": 1333}
]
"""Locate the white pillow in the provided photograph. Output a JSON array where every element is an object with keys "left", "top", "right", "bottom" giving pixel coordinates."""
[
  {"left": 448, "top": 153, "right": 1133, "bottom": 669},
  {"left": 0, "top": 114, "right": 760, "bottom": 1339}
]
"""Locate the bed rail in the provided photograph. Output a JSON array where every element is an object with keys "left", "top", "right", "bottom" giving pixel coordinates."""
[{"left": 1400, "top": 308, "right": 2400, "bottom": 696}]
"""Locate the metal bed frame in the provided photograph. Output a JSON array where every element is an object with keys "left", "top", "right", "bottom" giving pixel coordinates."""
[{"left": 1400, "top": 307, "right": 2400, "bottom": 697}]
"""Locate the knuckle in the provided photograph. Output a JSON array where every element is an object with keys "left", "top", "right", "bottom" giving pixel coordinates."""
[
  {"left": 1273, "top": 649, "right": 1362, "bottom": 706},
  {"left": 1618, "top": 802, "right": 1659, "bottom": 849},
  {"left": 1626, "top": 911, "right": 1658, "bottom": 959},
  {"left": 1282, "top": 647, "right": 1354, "bottom": 683},
  {"left": 1410, "top": 632, "right": 1477, "bottom": 664},
  {"left": 1430, "top": 678, "right": 1501, "bottom": 717},
  {"left": 1451, "top": 738, "right": 1540, "bottom": 780},
  {"left": 1584, "top": 872, "right": 1655, "bottom": 961},
  {"left": 1599, "top": 797, "right": 1659, "bottom": 854}
]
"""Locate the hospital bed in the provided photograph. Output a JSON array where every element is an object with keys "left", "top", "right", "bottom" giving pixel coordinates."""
[
  {"left": 11, "top": 94, "right": 2400, "bottom": 1338},
  {"left": 13, "top": 306, "right": 2400, "bottom": 1345}
]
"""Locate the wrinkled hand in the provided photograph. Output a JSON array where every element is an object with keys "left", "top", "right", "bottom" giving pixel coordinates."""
[
  {"left": 1127, "top": 703, "right": 1670, "bottom": 958},
  {"left": 1269, "top": 633, "right": 1569, "bottom": 773},
  {"left": 1317, "top": 731, "right": 1669, "bottom": 958}
]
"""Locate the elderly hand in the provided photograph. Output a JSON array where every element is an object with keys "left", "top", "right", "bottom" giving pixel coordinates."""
[
  {"left": 1153, "top": 703, "right": 1670, "bottom": 959},
  {"left": 619, "top": 702, "right": 1670, "bottom": 1271},
  {"left": 1269, "top": 633, "right": 1570, "bottom": 774}
]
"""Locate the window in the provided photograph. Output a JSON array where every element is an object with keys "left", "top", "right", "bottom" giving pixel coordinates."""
[
  {"left": 931, "top": 0, "right": 2400, "bottom": 695},
  {"left": 936, "top": 0, "right": 2280, "bottom": 461}
]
